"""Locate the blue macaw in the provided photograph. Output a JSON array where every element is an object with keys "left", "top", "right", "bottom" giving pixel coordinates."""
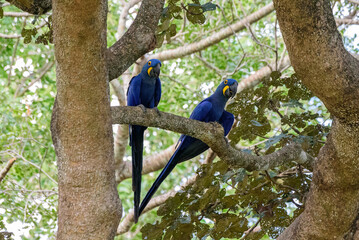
[
  {"left": 127, "top": 59, "right": 162, "bottom": 223},
  {"left": 138, "top": 79, "right": 238, "bottom": 216}
]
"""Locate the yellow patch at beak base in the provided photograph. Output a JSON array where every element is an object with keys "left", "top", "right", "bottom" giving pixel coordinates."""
[
  {"left": 147, "top": 67, "right": 153, "bottom": 76},
  {"left": 223, "top": 85, "right": 229, "bottom": 96}
]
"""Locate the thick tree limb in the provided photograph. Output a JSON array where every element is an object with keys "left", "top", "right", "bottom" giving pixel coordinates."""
[
  {"left": 5, "top": 0, "right": 51, "bottom": 14},
  {"left": 51, "top": 0, "right": 121, "bottom": 238},
  {"left": 0, "top": 158, "right": 16, "bottom": 183},
  {"left": 107, "top": 0, "right": 165, "bottom": 81},
  {"left": 274, "top": 0, "right": 359, "bottom": 124},
  {"left": 274, "top": 0, "right": 359, "bottom": 239},
  {"left": 150, "top": 3, "right": 274, "bottom": 61},
  {"left": 111, "top": 106, "right": 314, "bottom": 171}
]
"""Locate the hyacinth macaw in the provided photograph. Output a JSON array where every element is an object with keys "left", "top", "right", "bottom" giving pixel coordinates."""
[
  {"left": 138, "top": 79, "right": 238, "bottom": 216},
  {"left": 127, "top": 59, "right": 162, "bottom": 223}
]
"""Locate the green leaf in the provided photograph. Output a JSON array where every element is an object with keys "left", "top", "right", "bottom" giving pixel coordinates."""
[
  {"left": 168, "top": 24, "right": 177, "bottom": 37},
  {"left": 155, "top": 33, "right": 165, "bottom": 48},
  {"left": 282, "top": 99, "right": 304, "bottom": 109},
  {"left": 234, "top": 168, "right": 247, "bottom": 183},
  {"left": 250, "top": 120, "right": 263, "bottom": 127},
  {"left": 265, "top": 134, "right": 287, "bottom": 149},
  {"left": 0, "top": 7, "right": 3, "bottom": 18},
  {"left": 201, "top": 2, "right": 218, "bottom": 12},
  {"left": 186, "top": 3, "right": 206, "bottom": 24},
  {"left": 270, "top": 71, "right": 281, "bottom": 81}
]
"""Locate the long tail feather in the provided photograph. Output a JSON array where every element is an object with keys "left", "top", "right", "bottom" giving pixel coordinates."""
[
  {"left": 138, "top": 145, "right": 182, "bottom": 215},
  {"left": 131, "top": 125, "right": 145, "bottom": 223}
]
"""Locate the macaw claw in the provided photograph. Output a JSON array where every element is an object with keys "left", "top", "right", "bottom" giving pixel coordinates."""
[{"left": 138, "top": 104, "right": 147, "bottom": 113}]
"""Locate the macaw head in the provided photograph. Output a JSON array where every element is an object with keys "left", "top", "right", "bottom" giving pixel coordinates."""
[
  {"left": 142, "top": 59, "right": 162, "bottom": 78},
  {"left": 219, "top": 78, "right": 238, "bottom": 99}
]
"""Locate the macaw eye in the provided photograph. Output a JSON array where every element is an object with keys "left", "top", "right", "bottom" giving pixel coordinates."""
[
  {"left": 148, "top": 61, "right": 151, "bottom": 66},
  {"left": 224, "top": 80, "right": 228, "bottom": 85}
]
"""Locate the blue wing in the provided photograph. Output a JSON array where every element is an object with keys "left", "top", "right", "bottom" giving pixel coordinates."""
[
  {"left": 154, "top": 77, "right": 161, "bottom": 107},
  {"left": 219, "top": 110, "right": 234, "bottom": 136},
  {"left": 189, "top": 100, "right": 212, "bottom": 121},
  {"left": 127, "top": 75, "right": 142, "bottom": 106}
]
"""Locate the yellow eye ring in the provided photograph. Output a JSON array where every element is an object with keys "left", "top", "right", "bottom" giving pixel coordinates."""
[
  {"left": 148, "top": 61, "right": 151, "bottom": 66},
  {"left": 224, "top": 79, "right": 228, "bottom": 85}
]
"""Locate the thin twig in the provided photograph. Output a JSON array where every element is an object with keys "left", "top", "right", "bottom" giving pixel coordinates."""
[
  {"left": 9, "top": 151, "right": 57, "bottom": 185},
  {"left": 15, "top": 60, "right": 55, "bottom": 97},
  {"left": 161, "top": 74, "right": 194, "bottom": 92},
  {"left": 240, "top": 217, "right": 262, "bottom": 239}
]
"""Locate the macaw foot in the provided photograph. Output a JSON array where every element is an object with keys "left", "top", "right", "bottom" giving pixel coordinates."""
[
  {"left": 209, "top": 121, "right": 221, "bottom": 130},
  {"left": 153, "top": 107, "right": 161, "bottom": 116},
  {"left": 138, "top": 104, "right": 147, "bottom": 113}
]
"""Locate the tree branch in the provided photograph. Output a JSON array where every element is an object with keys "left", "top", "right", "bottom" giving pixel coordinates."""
[
  {"left": 335, "top": 18, "right": 359, "bottom": 25},
  {"left": 0, "top": 158, "right": 16, "bottom": 183},
  {"left": 5, "top": 0, "right": 51, "bottom": 15},
  {"left": 111, "top": 106, "right": 314, "bottom": 171},
  {"left": 106, "top": 0, "right": 165, "bottom": 81},
  {"left": 274, "top": 1, "right": 359, "bottom": 239},
  {"left": 116, "top": 0, "right": 142, "bottom": 39},
  {"left": 15, "top": 60, "right": 55, "bottom": 97},
  {"left": 150, "top": 3, "right": 274, "bottom": 61},
  {"left": 0, "top": 33, "right": 22, "bottom": 39},
  {"left": 273, "top": 0, "right": 359, "bottom": 123},
  {"left": 348, "top": 0, "right": 359, "bottom": 5},
  {"left": 3, "top": 11, "right": 33, "bottom": 17},
  {"left": 232, "top": 55, "right": 290, "bottom": 98},
  {"left": 117, "top": 189, "right": 176, "bottom": 234}
]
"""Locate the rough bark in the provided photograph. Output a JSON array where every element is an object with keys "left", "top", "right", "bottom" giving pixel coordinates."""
[
  {"left": 274, "top": 0, "right": 359, "bottom": 123},
  {"left": 5, "top": 0, "right": 51, "bottom": 14},
  {"left": 111, "top": 106, "right": 314, "bottom": 171},
  {"left": 107, "top": 0, "right": 165, "bottom": 81},
  {"left": 0, "top": 158, "right": 16, "bottom": 183},
  {"left": 51, "top": 0, "right": 121, "bottom": 239},
  {"left": 274, "top": 0, "right": 359, "bottom": 239}
]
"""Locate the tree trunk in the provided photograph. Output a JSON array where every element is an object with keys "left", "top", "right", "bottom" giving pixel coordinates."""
[
  {"left": 274, "top": 0, "right": 359, "bottom": 239},
  {"left": 51, "top": 0, "right": 121, "bottom": 239}
]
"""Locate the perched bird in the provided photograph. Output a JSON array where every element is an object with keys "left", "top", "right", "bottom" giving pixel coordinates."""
[
  {"left": 139, "top": 79, "right": 238, "bottom": 216},
  {"left": 127, "top": 59, "right": 162, "bottom": 223}
]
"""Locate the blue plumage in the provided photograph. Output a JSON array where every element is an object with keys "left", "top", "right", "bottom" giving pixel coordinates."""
[
  {"left": 139, "top": 79, "right": 238, "bottom": 216},
  {"left": 127, "top": 59, "right": 162, "bottom": 223}
]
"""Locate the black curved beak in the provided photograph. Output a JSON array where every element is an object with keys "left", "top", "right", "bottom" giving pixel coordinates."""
[
  {"left": 151, "top": 64, "right": 161, "bottom": 78},
  {"left": 225, "top": 81, "right": 238, "bottom": 98}
]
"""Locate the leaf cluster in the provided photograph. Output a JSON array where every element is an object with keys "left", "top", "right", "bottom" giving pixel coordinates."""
[
  {"left": 141, "top": 159, "right": 309, "bottom": 240},
  {"left": 141, "top": 72, "right": 329, "bottom": 239},
  {"left": 228, "top": 71, "right": 330, "bottom": 157},
  {"left": 21, "top": 16, "right": 53, "bottom": 45},
  {"left": 156, "top": 0, "right": 218, "bottom": 47}
]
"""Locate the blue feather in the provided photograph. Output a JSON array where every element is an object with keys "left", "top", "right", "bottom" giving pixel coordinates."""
[
  {"left": 139, "top": 79, "right": 238, "bottom": 216},
  {"left": 127, "top": 59, "right": 162, "bottom": 223}
]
